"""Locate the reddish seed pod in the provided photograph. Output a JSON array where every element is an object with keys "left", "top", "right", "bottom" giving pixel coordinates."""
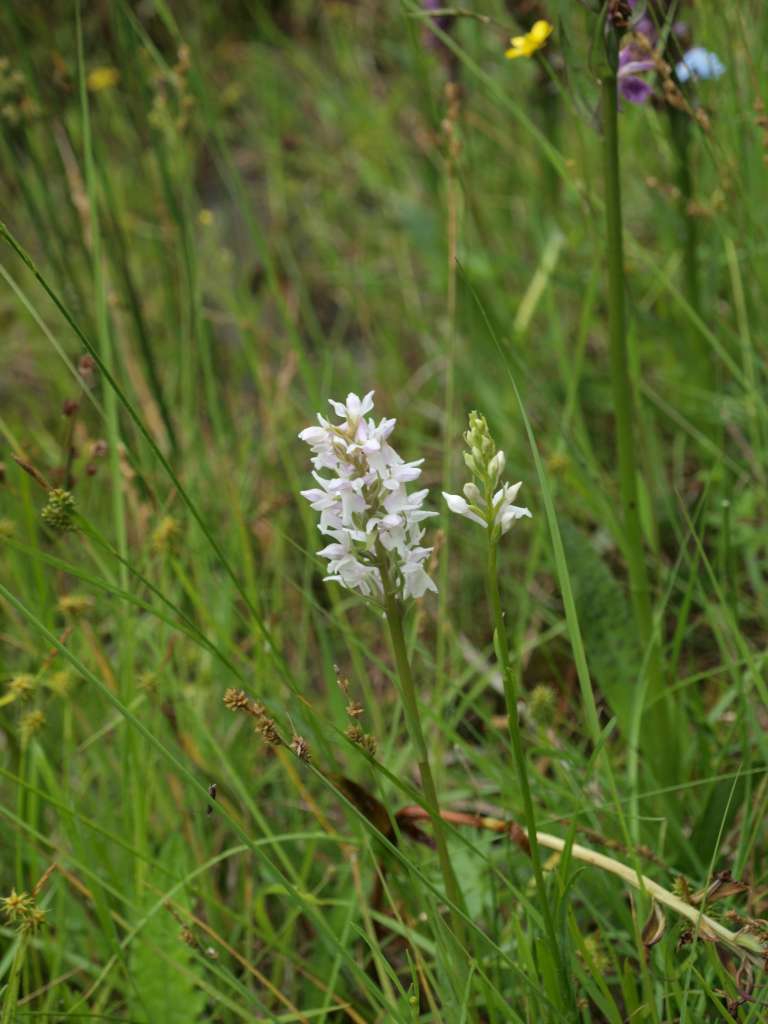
[{"left": 78, "top": 355, "right": 96, "bottom": 382}]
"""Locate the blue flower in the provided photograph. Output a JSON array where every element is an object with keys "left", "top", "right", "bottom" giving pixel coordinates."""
[{"left": 675, "top": 47, "right": 726, "bottom": 84}]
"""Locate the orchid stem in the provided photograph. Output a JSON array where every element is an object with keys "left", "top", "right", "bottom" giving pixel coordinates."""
[
  {"left": 486, "top": 540, "right": 571, "bottom": 1013},
  {"left": 379, "top": 559, "right": 468, "bottom": 947}
]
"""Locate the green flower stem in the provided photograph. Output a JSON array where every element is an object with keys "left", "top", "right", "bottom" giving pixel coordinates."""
[
  {"left": 669, "top": 109, "right": 700, "bottom": 315},
  {"left": 486, "top": 540, "right": 569, "bottom": 1010},
  {"left": 668, "top": 107, "right": 713, "bottom": 395},
  {"left": 601, "top": 57, "right": 671, "bottom": 771},
  {"left": 378, "top": 559, "right": 467, "bottom": 943}
]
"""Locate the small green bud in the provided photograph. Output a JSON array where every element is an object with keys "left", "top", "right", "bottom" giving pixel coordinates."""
[
  {"left": 463, "top": 481, "right": 481, "bottom": 504},
  {"left": 488, "top": 450, "right": 506, "bottom": 487},
  {"left": 463, "top": 451, "right": 479, "bottom": 475}
]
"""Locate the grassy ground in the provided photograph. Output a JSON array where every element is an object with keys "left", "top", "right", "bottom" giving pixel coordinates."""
[{"left": 1, "top": 1, "right": 767, "bottom": 1020}]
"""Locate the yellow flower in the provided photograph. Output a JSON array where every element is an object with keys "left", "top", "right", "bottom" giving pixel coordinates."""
[
  {"left": 87, "top": 67, "right": 119, "bottom": 93},
  {"left": 505, "top": 20, "right": 553, "bottom": 60}
]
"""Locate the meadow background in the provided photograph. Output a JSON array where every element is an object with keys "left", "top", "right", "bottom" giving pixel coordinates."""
[{"left": 1, "top": 1, "right": 766, "bottom": 1020}]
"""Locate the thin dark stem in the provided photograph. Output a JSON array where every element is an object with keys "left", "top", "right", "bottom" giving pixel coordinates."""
[
  {"left": 669, "top": 108, "right": 699, "bottom": 302},
  {"left": 602, "top": 56, "right": 673, "bottom": 778},
  {"left": 601, "top": 69, "right": 652, "bottom": 646}
]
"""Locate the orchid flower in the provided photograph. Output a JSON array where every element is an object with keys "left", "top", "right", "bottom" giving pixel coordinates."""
[
  {"left": 299, "top": 392, "right": 437, "bottom": 601},
  {"left": 442, "top": 412, "right": 531, "bottom": 541}
]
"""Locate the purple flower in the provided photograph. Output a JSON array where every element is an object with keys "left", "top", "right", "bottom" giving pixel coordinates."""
[
  {"left": 618, "top": 48, "right": 655, "bottom": 104},
  {"left": 422, "top": 0, "right": 453, "bottom": 50},
  {"left": 633, "top": 13, "right": 657, "bottom": 46}
]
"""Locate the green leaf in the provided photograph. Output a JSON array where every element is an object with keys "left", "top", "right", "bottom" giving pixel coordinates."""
[
  {"left": 130, "top": 838, "right": 206, "bottom": 1024},
  {"left": 559, "top": 519, "right": 640, "bottom": 734}
]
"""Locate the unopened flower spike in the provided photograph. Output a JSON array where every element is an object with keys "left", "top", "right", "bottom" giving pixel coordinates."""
[
  {"left": 443, "top": 411, "right": 531, "bottom": 541},
  {"left": 505, "top": 20, "right": 553, "bottom": 61},
  {"left": 299, "top": 391, "right": 437, "bottom": 601}
]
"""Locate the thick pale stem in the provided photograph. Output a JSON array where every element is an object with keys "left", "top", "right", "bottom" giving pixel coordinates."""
[
  {"left": 403, "top": 804, "right": 766, "bottom": 963},
  {"left": 533, "top": 831, "right": 764, "bottom": 960}
]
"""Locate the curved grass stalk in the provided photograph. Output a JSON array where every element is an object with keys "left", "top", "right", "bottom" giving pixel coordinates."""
[{"left": 402, "top": 806, "right": 766, "bottom": 966}]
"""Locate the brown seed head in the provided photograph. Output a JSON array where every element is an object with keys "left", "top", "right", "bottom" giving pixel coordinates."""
[
  {"left": 78, "top": 354, "right": 96, "bottom": 381},
  {"left": 223, "top": 688, "right": 250, "bottom": 712},
  {"left": 255, "top": 716, "right": 281, "bottom": 747},
  {"left": 291, "top": 734, "right": 310, "bottom": 762}
]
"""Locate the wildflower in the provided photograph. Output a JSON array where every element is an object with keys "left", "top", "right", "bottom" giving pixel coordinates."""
[
  {"left": 617, "top": 47, "right": 655, "bottom": 104},
  {"left": 87, "top": 67, "right": 119, "bottom": 92},
  {"left": 41, "top": 489, "right": 76, "bottom": 532},
  {"left": 299, "top": 391, "right": 438, "bottom": 601},
  {"left": 443, "top": 412, "right": 531, "bottom": 541},
  {"left": 675, "top": 47, "right": 726, "bottom": 84},
  {"left": 505, "top": 20, "right": 553, "bottom": 61}
]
